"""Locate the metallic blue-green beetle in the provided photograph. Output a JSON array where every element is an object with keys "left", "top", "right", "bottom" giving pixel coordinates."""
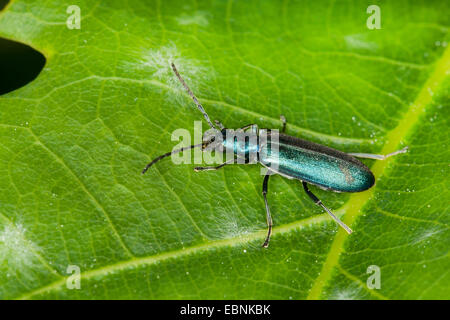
[{"left": 142, "top": 63, "right": 408, "bottom": 248}]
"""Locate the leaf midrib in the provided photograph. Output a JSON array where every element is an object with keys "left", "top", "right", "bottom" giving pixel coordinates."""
[{"left": 306, "top": 44, "right": 450, "bottom": 300}]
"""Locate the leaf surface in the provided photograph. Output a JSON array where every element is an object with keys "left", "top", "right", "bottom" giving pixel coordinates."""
[{"left": 0, "top": 0, "right": 448, "bottom": 299}]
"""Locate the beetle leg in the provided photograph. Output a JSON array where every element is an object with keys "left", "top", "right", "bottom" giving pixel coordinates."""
[
  {"left": 302, "top": 182, "right": 353, "bottom": 234},
  {"left": 280, "top": 115, "right": 286, "bottom": 133},
  {"left": 194, "top": 159, "right": 235, "bottom": 172},
  {"left": 236, "top": 124, "right": 258, "bottom": 132},
  {"left": 262, "top": 173, "right": 273, "bottom": 248},
  {"left": 214, "top": 120, "right": 225, "bottom": 130},
  {"left": 348, "top": 146, "right": 408, "bottom": 160}
]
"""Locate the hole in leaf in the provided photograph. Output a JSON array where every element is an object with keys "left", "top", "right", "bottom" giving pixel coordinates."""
[
  {"left": 0, "top": 0, "right": 9, "bottom": 11},
  {"left": 0, "top": 37, "right": 45, "bottom": 95}
]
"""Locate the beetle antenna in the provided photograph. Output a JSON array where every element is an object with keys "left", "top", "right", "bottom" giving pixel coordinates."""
[
  {"left": 142, "top": 143, "right": 204, "bottom": 174},
  {"left": 171, "top": 63, "right": 216, "bottom": 130}
]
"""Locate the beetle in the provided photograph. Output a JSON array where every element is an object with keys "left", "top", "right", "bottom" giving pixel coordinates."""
[{"left": 142, "top": 63, "right": 408, "bottom": 248}]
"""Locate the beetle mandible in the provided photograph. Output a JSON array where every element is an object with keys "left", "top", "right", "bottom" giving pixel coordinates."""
[{"left": 142, "top": 63, "right": 408, "bottom": 248}]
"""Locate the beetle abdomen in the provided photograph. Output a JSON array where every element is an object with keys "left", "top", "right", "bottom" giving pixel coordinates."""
[{"left": 259, "top": 134, "right": 375, "bottom": 192}]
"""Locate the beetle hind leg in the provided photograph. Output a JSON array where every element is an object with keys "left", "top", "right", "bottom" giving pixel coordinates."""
[
  {"left": 302, "top": 182, "right": 353, "bottom": 234},
  {"left": 348, "top": 146, "right": 408, "bottom": 160}
]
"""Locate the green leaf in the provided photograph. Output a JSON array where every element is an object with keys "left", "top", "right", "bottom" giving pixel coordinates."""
[{"left": 0, "top": 0, "right": 448, "bottom": 300}]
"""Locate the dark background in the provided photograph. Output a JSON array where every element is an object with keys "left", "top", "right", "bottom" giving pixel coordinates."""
[{"left": 0, "top": 0, "right": 46, "bottom": 95}]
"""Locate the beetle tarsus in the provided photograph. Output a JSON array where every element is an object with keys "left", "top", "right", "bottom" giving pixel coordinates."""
[
  {"left": 194, "top": 159, "right": 234, "bottom": 172},
  {"left": 142, "top": 143, "right": 203, "bottom": 174},
  {"left": 262, "top": 226, "right": 272, "bottom": 248},
  {"left": 214, "top": 120, "right": 225, "bottom": 130},
  {"left": 302, "top": 181, "right": 353, "bottom": 234},
  {"left": 348, "top": 146, "right": 409, "bottom": 160},
  {"left": 280, "top": 115, "right": 287, "bottom": 133},
  {"left": 262, "top": 173, "right": 273, "bottom": 248}
]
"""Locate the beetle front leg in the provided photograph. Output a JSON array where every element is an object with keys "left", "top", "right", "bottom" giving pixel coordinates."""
[
  {"left": 280, "top": 115, "right": 286, "bottom": 133},
  {"left": 262, "top": 173, "right": 273, "bottom": 248},
  {"left": 214, "top": 120, "right": 225, "bottom": 130},
  {"left": 302, "top": 182, "right": 353, "bottom": 234},
  {"left": 348, "top": 146, "right": 408, "bottom": 160},
  {"left": 194, "top": 158, "right": 235, "bottom": 172}
]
